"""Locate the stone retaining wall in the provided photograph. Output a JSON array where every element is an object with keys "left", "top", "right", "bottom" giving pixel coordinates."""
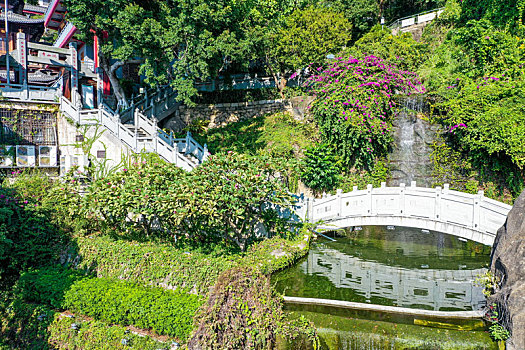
[{"left": 164, "top": 96, "right": 314, "bottom": 132}]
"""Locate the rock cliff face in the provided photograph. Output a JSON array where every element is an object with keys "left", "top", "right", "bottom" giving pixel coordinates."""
[{"left": 490, "top": 190, "right": 525, "bottom": 349}]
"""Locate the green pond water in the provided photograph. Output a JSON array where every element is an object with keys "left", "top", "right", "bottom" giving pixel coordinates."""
[{"left": 273, "top": 226, "right": 497, "bottom": 349}]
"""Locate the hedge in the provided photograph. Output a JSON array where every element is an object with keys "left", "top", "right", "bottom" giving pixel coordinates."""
[
  {"left": 16, "top": 268, "right": 202, "bottom": 341},
  {"left": 48, "top": 314, "right": 170, "bottom": 350},
  {"left": 64, "top": 278, "right": 202, "bottom": 340}
]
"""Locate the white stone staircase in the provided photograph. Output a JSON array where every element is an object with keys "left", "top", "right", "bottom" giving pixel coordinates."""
[{"left": 60, "top": 96, "right": 209, "bottom": 171}]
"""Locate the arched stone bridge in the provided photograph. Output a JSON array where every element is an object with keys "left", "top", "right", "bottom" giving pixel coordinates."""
[{"left": 295, "top": 182, "right": 512, "bottom": 246}]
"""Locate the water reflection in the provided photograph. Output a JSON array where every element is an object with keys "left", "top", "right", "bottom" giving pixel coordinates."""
[{"left": 273, "top": 226, "right": 490, "bottom": 311}]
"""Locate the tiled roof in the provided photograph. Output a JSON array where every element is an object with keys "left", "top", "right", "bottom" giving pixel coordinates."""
[
  {"left": 0, "top": 11, "right": 45, "bottom": 24},
  {"left": 23, "top": 4, "right": 47, "bottom": 14},
  {"left": 0, "top": 70, "right": 60, "bottom": 83}
]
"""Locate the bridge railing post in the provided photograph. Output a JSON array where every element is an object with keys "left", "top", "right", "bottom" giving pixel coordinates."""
[
  {"left": 336, "top": 189, "right": 342, "bottom": 217},
  {"left": 434, "top": 185, "right": 442, "bottom": 221},
  {"left": 307, "top": 197, "right": 314, "bottom": 223},
  {"left": 473, "top": 190, "right": 483, "bottom": 230},
  {"left": 366, "top": 184, "right": 373, "bottom": 216},
  {"left": 399, "top": 183, "right": 405, "bottom": 215}
]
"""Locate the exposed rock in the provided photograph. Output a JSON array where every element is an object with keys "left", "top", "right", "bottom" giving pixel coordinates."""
[
  {"left": 490, "top": 189, "right": 525, "bottom": 349},
  {"left": 387, "top": 98, "right": 442, "bottom": 187}
]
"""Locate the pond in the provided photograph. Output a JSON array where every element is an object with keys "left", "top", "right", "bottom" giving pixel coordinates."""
[{"left": 273, "top": 226, "right": 497, "bottom": 349}]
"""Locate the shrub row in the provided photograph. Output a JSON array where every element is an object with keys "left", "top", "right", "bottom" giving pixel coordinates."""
[
  {"left": 17, "top": 268, "right": 202, "bottom": 341},
  {"left": 48, "top": 314, "right": 170, "bottom": 350},
  {"left": 64, "top": 278, "right": 202, "bottom": 340}
]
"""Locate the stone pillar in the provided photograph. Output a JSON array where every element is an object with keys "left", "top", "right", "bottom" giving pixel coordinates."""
[
  {"left": 16, "top": 32, "right": 28, "bottom": 99},
  {"left": 96, "top": 67, "right": 104, "bottom": 107},
  {"left": 399, "top": 183, "right": 406, "bottom": 215},
  {"left": 434, "top": 185, "right": 442, "bottom": 221},
  {"left": 473, "top": 190, "right": 483, "bottom": 229},
  {"left": 69, "top": 42, "right": 80, "bottom": 107},
  {"left": 366, "top": 184, "right": 373, "bottom": 215},
  {"left": 336, "top": 189, "right": 342, "bottom": 217}
]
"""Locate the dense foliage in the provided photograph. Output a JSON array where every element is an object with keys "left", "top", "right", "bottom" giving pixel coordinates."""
[
  {"left": 460, "top": 0, "right": 525, "bottom": 31},
  {"left": 300, "top": 144, "right": 341, "bottom": 192},
  {"left": 418, "top": 0, "right": 525, "bottom": 195},
  {"left": 81, "top": 153, "right": 294, "bottom": 250},
  {"left": 15, "top": 268, "right": 201, "bottom": 340},
  {"left": 0, "top": 184, "right": 65, "bottom": 284},
  {"left": 308, "top": 55, "right": 424, "bottom": 169}
]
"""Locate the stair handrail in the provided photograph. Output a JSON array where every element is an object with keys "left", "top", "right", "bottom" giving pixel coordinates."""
[{"left": 388, "top": 7, "right": 444, "bottom": 29}]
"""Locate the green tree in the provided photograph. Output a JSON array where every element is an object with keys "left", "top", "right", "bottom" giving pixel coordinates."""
[
  {"left": 267, "top": 6, "right": 352, "bottom": 96},
  {"left": 63, "top": 0, "right": 281, "bottom": 106},
  {"left": 460, "top": 0, "right": 525, "bottom": 32},
  {"left": 62, "top": 0, "right": 154, "bottom": 107},
  {"left": 347, "top": 25, "right": 429, "bottom": 72}
]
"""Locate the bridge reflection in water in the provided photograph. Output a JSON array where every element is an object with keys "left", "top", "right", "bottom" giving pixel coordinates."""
[{"left": 273, "top": 226, "right": 489, "bottom": 312}]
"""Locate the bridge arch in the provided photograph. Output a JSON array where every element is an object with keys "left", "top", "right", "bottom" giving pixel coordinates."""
[{"left": 295, "top": 182, "right": 512, "bottom": 246}]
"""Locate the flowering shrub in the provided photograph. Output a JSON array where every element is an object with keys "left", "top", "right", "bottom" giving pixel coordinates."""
[
  {"left": 83, "top": 153, "right": 295, "bottom": 251},
  {"left": 307, "top": 55, "right": 425, "bottom": 168}
]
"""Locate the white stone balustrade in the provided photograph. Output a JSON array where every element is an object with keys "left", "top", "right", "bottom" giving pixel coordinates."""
[
  {"left": 60, "top": 97, "right": 209, "bottom": 172},
  {"left": 295, "top": 182, "right": 512, "bottom": 246}
]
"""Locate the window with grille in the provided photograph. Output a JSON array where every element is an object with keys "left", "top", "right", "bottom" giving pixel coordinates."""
[{"left": 0, "top": 108, "right": 57, "bottom": 146}]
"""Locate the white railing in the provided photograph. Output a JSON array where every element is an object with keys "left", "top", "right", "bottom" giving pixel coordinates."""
[
  {"left": 120, "top": 85, "right": 179, "bottom": 123},
  {"left": 295, "top": 181, "right": 511, "bottom": 245},
  {"left": 388, "top": 7, "right": 444, "bottom": 30},
  {"left": 60, "top": 96, "right": 209, "bottom": 171}
]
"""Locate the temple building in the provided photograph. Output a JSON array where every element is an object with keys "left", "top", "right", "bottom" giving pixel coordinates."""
[{"left": 0, "top": 0, "right": 207, "bottom": 173}]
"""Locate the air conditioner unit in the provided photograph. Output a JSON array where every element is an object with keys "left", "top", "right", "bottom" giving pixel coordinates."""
[
  {"left": 38, "top": 146, "right": 58, "bottom": 167},
  {"left": 0, "top": 146, "right": 14, "bottom": 167},
  {"left": 16, "top": 145, "right": 36, "bottom": 167}
]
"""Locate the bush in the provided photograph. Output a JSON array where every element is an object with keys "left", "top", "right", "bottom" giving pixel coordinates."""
[
  {"left": 63, "top": 278, "right": 202, "bottom": 340},
  {"left": 188, "top": 267, "right": 318, "bottom": 350},
  {"left": 300, "top": 144, "right": 341, "bottom": 192},
  {"left": 83, "top": 153, "right": 296, "bottom": 251},
  {"left": 307, "top": 55, "right": 424, "bottom": 169},
  {"left": 0, "top": 186, "right": 65, "bottom": 283}
]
